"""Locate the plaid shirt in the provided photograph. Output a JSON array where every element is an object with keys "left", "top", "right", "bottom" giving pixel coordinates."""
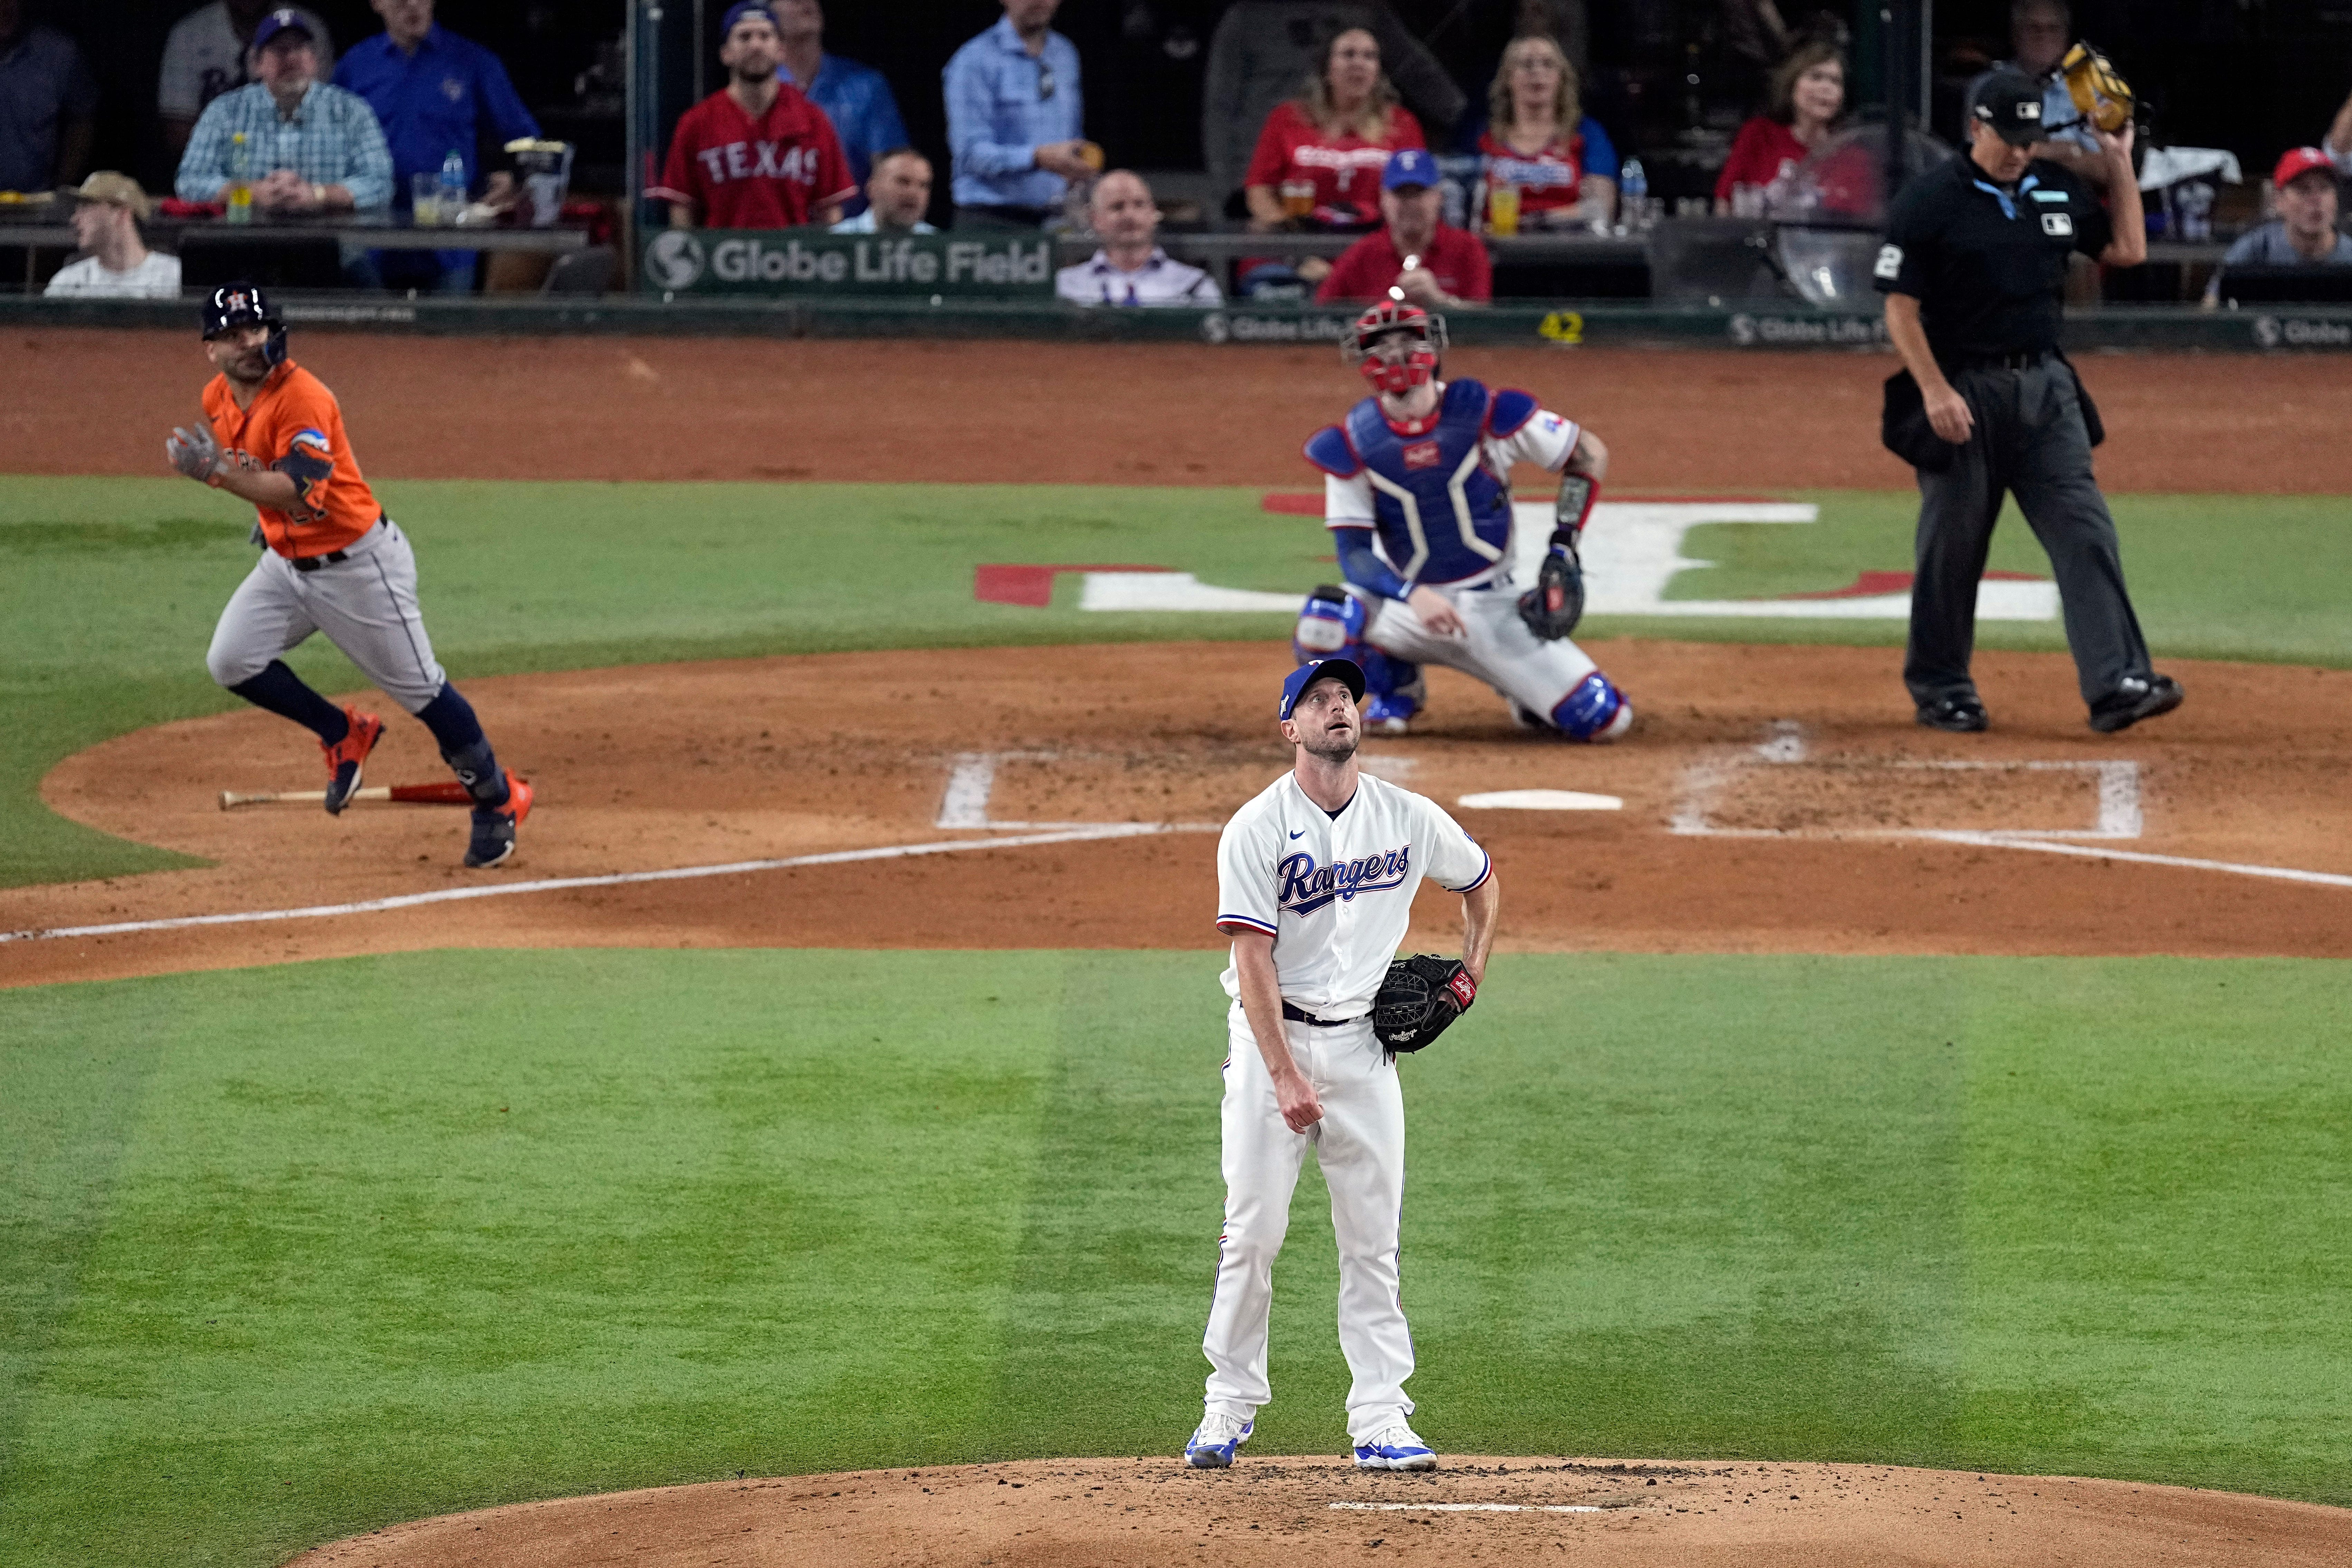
[{"left": 175, "top": 80, "right": 393, "bottom": 209}]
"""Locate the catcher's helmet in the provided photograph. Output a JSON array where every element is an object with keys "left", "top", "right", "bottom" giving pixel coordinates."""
[
  {"left": 201, "top": 280, "right": 288, "bottom": 369},
  {"left": 1343, "top": 301, "right": 1446, "bottom": 395}
]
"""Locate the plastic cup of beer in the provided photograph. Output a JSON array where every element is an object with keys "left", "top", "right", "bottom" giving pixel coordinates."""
[
  {"left": 410, "top": 172, "right": 442, "bottom": 227},
  {"left": 1487, "top": 181, "right": 1521, "bottom": 236}
]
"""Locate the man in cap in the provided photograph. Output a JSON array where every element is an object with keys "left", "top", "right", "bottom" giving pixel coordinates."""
[
  {"left": 45, "top": 173, "right": 182, "bottom": 298},
  {"left": 174, "top": 9, "right": 391, "bottom": 214},
  {"left": 1876, "top": 70, "right": 2180, "bottom": 735},
  {"left": 159, "top": 0, "right": 336, "bottom": 162},
  {"left": 2203, "top": 147, "right": 2352, "bottom": 304},
  {"left": 653, "top": 2, "right": 854, "bottom": 230},
  {"left": 1316, "top": 148, "right": 1491, "bottom": 306}
]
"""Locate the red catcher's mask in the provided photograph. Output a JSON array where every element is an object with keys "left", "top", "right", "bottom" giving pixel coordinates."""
[{"left": 1344, "top": 302, "right": 1447, "bottom": 394}]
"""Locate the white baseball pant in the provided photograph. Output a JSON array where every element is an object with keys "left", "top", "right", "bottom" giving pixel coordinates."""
[
  {"left": 205, "top": 519, "right": 447, "bottom": 714},
  {"left": 1202, "top": 1005, "right": 1415, "bottom": 1443},
  {"left": 1364, "top": 576, "right": 1602, "bottom": 718}
]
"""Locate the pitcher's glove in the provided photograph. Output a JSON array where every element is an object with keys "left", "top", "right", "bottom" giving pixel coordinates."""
[
  {"left": 1372, "top": 954, "right": 1477, "bottom": 1055},
  {"left": 167, "top": 423, "right": 221, "bottom": 483},
  {"left": 1517, "top": 536, "right": 1585, "bottom": 640}
]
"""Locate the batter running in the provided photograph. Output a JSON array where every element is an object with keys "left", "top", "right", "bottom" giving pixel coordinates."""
[
  {"left": 1187, "top": 656, "right": 1500, "bottom": 1472},
  {"left": 1290, "top": 301, "right": 1632, "bottom": 740},
  {"left": 166, "top": 282, "right": 532, "bottom": 867}
]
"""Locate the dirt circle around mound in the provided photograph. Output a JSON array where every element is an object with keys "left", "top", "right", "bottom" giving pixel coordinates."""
[
  {"left": 285, "top": 1454, "right": 2352, "bottom": 1568},
  {"left": 8, "top": 638, "right": 2351, "bottom": 988}
]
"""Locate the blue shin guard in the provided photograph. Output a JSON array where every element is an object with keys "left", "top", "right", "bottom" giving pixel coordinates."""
[
  {"left": 415, "top": 683, "right": 512, "bottom": 808},
  {"left": 1294, "top": 586, "right": 1424, "bottom": 731},
  {"left": 1551, "top": 671, "right": 1632, "bottom": 742}
]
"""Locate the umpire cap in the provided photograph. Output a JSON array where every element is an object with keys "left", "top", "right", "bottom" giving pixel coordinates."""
[
  {"left": 1973, "top": 70, "right": 2047, "bottom": 145},
  {"left": 201, "top": 281, "right": 289, "bottom": 368}
]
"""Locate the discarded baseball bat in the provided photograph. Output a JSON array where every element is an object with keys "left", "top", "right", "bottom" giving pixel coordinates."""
[{"left": 218, "top": 780, "right": 478, "bottom": 810}]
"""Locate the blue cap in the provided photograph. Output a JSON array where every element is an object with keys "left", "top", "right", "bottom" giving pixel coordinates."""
[
  {"left": 721, "top": 2, "right": 780, "bottom": 38},
  {"left": 1280, "top": 658, "right": 1366, "bottom": 720},
  {"left": 251, "top": 9, "right": 314, "bottom": 51},
  {"left": 1383, "top": 149, "right": 1439, "bottom": 191}
]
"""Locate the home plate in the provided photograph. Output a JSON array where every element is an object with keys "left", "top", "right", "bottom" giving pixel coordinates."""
[{"left": 1457, "top": 789, "right": 1623, "bottom": 811}]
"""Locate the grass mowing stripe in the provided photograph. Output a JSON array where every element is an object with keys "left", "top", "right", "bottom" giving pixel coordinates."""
[{"left": 7, "top": 950, "right": 2345, "bottom": 1568}]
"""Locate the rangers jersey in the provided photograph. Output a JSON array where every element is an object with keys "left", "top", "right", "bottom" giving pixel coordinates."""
[
  {"left": 1215, "top": 771, "right": 1490, "bottom": 1018},
  {"left": 1304, "top": 378, "right": 1580, "bottom": 589}
]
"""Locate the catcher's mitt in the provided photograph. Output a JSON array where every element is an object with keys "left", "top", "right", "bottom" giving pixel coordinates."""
[
  {"left": 2058, "top": 42, "right": 2133, "bottom": 135},
  {"left": 1517, "top": 539, "right": 1585, "bottom": 640},
  {"left": 1372, "top": 954, "right": 1476, "bottom": 1055}
]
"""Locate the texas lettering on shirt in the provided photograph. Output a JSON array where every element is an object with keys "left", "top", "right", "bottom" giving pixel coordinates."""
[{"left": 657, "top": 85, "right": 855, "bottom": 228}]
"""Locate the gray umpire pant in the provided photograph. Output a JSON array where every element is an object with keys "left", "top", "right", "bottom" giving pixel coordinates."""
[{"left": 1905, "top": 359, "right": 2155, "bottom": 712}]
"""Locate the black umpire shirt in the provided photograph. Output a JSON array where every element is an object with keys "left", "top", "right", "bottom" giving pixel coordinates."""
[{"left": 1873, "top": 152, "right": 2112, "bottom": 368}]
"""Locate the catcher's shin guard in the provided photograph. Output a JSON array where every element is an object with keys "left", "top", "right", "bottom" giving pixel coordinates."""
[
  {"left": 1295, "top": 586, "right": 1423, "bottom": 733},
  {"left": 1550, "top": 671, "right": 1632, "bottom": 742}
]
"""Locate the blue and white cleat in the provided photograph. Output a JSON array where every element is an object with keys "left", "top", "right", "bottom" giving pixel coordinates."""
[
  {"left": 1352, "top": 1423, "right": 1437, "bottom": 1471},
  {"left": 1184, "top": 1412, "right": 1253, "bottom": 1469}
]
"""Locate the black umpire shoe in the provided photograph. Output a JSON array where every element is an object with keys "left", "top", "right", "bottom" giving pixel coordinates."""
[
  {"left": 1916, "top": 693, "right": 1989, "bottom": 732},
  {"left": 2088, "top": 673, "right": 2185, "bottom": 734}
]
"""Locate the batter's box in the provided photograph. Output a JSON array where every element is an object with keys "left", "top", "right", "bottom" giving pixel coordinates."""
[{"left": 1674, "top": 751, "right": 2142, "bottom": 842}]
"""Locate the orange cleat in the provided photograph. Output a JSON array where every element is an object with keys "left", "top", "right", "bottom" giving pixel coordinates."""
[
  {"left": 464, "top": 772, "right": 533, "bottom": 868},
  {"left": 321, "top": 707, "right": 384, "bottom": 814}
]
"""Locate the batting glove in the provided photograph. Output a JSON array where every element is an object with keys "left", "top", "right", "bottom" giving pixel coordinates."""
[{"left": 167, "top": 424, "right": 221, "bottom": 483}]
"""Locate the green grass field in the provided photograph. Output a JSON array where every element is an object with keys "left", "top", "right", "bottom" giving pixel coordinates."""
[
  {"left": 4, "top": 471, "right": 2350, "bottom": 1568},
  {"left": 3, "top": 951, "right": 2348, "bottom": 1568},
  {"left": 2, "top": 477, "right": 2347, "bottom": 887}
]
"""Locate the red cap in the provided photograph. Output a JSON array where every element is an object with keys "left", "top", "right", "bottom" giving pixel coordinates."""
[{"left": 2273, "top": 146, "right": 2337, "bottom": 189}]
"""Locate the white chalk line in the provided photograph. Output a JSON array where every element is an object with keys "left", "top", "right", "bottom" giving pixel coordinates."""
[
  {"left": 1328, "top": 1502, "right": 1606, "bottom": 1514},
  {"left": 0, "top": 824, "right": 1213, "bottom": 946}
]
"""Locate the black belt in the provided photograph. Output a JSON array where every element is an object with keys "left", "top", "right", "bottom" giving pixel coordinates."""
[
  {"left": 286, "top": 516, "right": 385, "bottom": 572},
  {"left": 1282, "top": 1001, "right": 1354, "bottom": 1028},
  {"left": 1955, "top": 348, "right": 2054, "bottom": 372}
]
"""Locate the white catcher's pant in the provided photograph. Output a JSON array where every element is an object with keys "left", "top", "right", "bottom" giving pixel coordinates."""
[
  {"left": 1364, "top": 575, "right": 1601, "bottom": 720},
  {"left": 1202, "top": 1005, "right": 1414, "bottom": 1442},
  {"left": 205, "top": 519, "right": 448, "bottom": 714}
]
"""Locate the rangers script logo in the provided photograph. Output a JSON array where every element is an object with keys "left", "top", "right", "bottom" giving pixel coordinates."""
[{"left": 1278, "top": 845, "right": 1413, "bottom": 916}]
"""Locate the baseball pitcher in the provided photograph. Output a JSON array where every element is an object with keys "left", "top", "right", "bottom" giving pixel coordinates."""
[
  {"left": 1289, "top": 301, "right": 1632, "bottom": 741},
  {"left": 168, "top": 281, "right": 533, "bottom": 867}
]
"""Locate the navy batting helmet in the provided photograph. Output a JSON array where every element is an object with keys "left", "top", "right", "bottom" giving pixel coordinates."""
[{"left": 201, "top": 280, "right": 287, "bottom": 368}]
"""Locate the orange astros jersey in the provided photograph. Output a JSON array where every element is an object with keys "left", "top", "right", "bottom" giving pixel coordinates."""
[{"left": 201, "top": 360, "right": 381, "bottom": 557}]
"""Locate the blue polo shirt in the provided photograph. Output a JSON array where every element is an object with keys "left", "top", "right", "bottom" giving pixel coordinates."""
[
  {"left": 943, "top": 16, "right": 1083, "bottom": 211},
  {"left": 785, "top": 51, "right": 908, "bottom": 213},
  {"left": 333, "top": 23, "right": 539, "bottom": 204}
]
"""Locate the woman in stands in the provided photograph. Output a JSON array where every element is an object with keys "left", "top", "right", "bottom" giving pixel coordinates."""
[
  {"left": 1714, "top": 40, "right": 1847, "bottom": 213},
  {"left": 1241, "top": 28, "right": 1425, "bottom": 292},
  {"left": 1472, "top": 34, "right": 1619, "bottom": 233}
]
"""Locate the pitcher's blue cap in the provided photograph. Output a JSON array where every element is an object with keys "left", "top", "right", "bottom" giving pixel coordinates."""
[
  {"left": 252, "top": 9, "right": 314, "bottom": 50},
  {"left": 1383, "top": 149, "right": 1439, "bottom": 190},
  {"left": 1281, "top": 658, "right": 1366, "bottom": 719}
]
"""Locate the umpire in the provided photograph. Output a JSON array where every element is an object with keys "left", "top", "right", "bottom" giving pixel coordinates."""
[{"left": 1876, "top": 70, "right": 2182, "bottom": 734}]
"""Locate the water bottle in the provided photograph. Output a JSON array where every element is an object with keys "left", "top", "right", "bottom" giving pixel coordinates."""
[
  {"left": 1619, "top": 158, "right": 1648, "bottom": 233},
  {"left": 439, "top": 149, "right": 467, "bottom": 221},
  {"left": 226, "top": 132, "right": 253, "bottom": 225}
]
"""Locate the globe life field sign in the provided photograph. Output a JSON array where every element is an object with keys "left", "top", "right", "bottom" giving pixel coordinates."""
[{"left": 641, "top": 230, "right": 1053, "bottom": 298}]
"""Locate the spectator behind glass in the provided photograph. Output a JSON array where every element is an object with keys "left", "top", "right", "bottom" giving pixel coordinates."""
[
  {"left": 0, "top": 0, "right": 96, "bottom": 193},
  {"left": 45, "top": 172, "right": 181, "bottom": 298},
  {"left": 1056, "top": 169, "right": 1223, "bottom": 305},
  {"left": 176, "top": 11, "right": 391, "bottom": 214},
  {"left": 1245, "top": 28, "right": 1424, "bottom": 237},
  {"left": 1317, "top": 148, "right": 1491, "bottom": 307},
  {"left": 1474, "top": 34, "right": 1616, "bottom": 232},
  {"left": 1963, "top": 0, "right": 2105, "bottom": 187},
  {"left": 2203, "top": 148, "right": 2352, "bottom": 305},
  {"left": 944, "top": 0, "right": 1091, "bottom": 230},
  {"left": 335, "top": 0, "right": 540, "bottom": 295},
  {"left": 1714, "top": 40, "right": 1845, "bottom": 213},
  {"left": 774, "top": 0, "right": 908, "bottom": 218},
  {"left": 1202, "top": 3, "right": 1464, "bottom": 204},
  {"left": 160, "top": 0, "right": 334, "bottom": 162},
  {"left": 832, "top": 148, "right": 937, "bottom": 233},
  {"left": 655, "top": 3, "right": 854, "bottom": 229}
]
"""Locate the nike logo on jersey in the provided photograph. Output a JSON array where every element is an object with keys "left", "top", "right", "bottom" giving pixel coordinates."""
[
  {"left": 1289, "top": 829, "right": 1306, "bottom": 839},
  {"left": 1277, "top": 845, "right": 1412, "bottom": 916}
]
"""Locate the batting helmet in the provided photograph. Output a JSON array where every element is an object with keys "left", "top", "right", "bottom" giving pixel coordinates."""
[
  {"left": 201, "top": 280, "right": 287, "bottom": 369},
  {"left": 1343, "top": 301, "right": 1446, "bottom": 395}
]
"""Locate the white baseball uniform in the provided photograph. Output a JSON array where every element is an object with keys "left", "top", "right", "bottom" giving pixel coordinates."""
[{"left": 1204, "top": 769, "right": 1491, "bottom": 1441}]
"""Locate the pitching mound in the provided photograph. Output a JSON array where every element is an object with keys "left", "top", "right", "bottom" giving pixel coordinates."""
[
  {"left": 9, "top": 639, "right": 2351, "bottom": 988},
  {"left": 284, "top": 1455, "right": 2352, "bottom": 1568}
]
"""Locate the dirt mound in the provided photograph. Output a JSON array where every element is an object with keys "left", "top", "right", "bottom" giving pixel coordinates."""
[
  {"left": 283, "top": 1454, "right": 2352, "bottom": 1568},
  {"left": 7, "top": 640, "right": 2349, "bottom": 989}
]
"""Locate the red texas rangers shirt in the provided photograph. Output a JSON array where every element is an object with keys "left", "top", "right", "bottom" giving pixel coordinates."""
[
  {"left": 1316, "top": 224, "right": 1493, "bottom": 304},
  {"left": 656, "top": 84, "right": 855, "bottom": 228}
]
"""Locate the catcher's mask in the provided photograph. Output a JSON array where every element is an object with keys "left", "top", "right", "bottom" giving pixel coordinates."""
[
  {"left": 202, "top": 280, "right": 287, "bottom": 369},
  {"left": 1344, "top": 301, "right": 1446, "bottom": 395}
]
